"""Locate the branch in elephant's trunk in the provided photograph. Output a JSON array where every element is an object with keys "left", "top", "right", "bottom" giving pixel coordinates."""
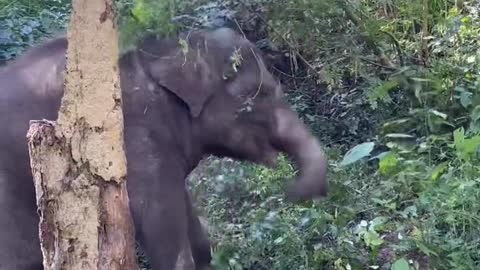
[{"left": 272, "top": 105, "right": 328, "bottom": 202}]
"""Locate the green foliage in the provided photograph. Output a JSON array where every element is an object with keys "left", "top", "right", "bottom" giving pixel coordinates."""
[
  {"left": 0, "top": 0, "right": 208, "bottom": 59},
  {"left": 190, "top": 1, "right": 480, "bottom": 268},
  {"left": 0, "top": 0, "right": 70, "bottom": 62},
  {"left": 115, "top": 0, "right": 228, "bottom": 49},
  {"left": 116, "top": 0, "right": 180, "bottom": 49}
]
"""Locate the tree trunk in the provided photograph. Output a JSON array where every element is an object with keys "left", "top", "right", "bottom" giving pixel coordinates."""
[{"left": 26, "top": 0, "right": 138, "bottom": 269}]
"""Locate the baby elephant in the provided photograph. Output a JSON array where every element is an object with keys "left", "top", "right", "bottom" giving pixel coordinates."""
[{"left": 0, "top": 27, "right": 328, "bottom": 269}]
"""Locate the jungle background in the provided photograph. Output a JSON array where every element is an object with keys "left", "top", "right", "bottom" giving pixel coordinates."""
[{"left": 1, "top": 0, "right": 479, "bottom": 269}]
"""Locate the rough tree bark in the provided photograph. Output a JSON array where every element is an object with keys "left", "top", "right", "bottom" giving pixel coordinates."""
[{"left": 26, "top": 0, "right": 138, "bottom": 269}]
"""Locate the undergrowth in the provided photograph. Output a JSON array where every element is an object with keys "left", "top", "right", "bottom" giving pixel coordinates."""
[{"left": 188, "top": 134, "right": 480, "bottom": 269}]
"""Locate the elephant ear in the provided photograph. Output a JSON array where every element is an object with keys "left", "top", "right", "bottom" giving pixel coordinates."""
[{"left": 138, "top": 35, "right": 221, "bottom": 118}]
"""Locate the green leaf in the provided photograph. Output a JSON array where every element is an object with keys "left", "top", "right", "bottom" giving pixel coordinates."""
[
  {"left": 378, "top": 152, "right": 399, "bottom": 176},
  {"left": 430, "top": 161, "right": 448, "bottom": 181},
  {"left": 273, "top": 237, "right": 284, "bottom": 245},
  {"left": 457, "top": 88, "right": 472, "bottom": 108},
  {"left": 381, "top": 118, "right": 414, "bottom": 134},
  {"left": 453, "top": 127, "right": 465, "bottom": 146},
  {"left": 363, "top": 231, "right": 383, "bottom": 248},
  {"left": 416, "top": 241, "right": 438, "bottom": 256},
  {"left": 369, "top": 216, "right": 387, "bottom": 231},
  {"left": 367, "top": 79, "right": 398, "bottom": 109},
  {"left": 470, "top": 105, "right": 480, "bottom": 122},
  {"left": 411, "top": 77, "right": 432, "bottom": 82},
  {"left": 385, "top": 133, "right": 415, "bottom": 139},
  {"left": 339, "top": 142, "right": 375, "bottom": 166},
  {"left": 131, "top": 0, "right": 149, "bottom": 24},
  {"left": 428, "top": 109, "right": 448, "bottom": 120},
  {"left": 466, "top": 55, "right": 476, "bottom": 63},
  {"left": 391, "top": 258, "right": 410, "bottom": 270},
  {"left": 453, "top": 127, "right": 480, "bottom": 160}
]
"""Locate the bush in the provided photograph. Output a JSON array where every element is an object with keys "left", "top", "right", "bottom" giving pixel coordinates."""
[{"left": 0, "top": 0, "right": 71, "bottom": 62}]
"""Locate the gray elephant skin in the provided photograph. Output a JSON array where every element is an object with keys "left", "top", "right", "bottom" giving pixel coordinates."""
[{"left": 0, "top": 27, "right": 328, "bottom": 270}]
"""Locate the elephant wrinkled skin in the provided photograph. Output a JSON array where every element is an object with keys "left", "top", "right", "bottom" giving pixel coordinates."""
[{"left": 0, "top": 27, "right": 328, "bottom": 270}]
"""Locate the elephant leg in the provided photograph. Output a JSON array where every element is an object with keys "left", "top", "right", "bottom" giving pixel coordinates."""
[
  {"left": 184, "top": 189, "right": 212, "bottom": 270},
  {"left": 124, "top": 127, "right": 197, "bottom": 270},
  {"left": 0, "top": 171, "right": 43, "bottom": 270},
  {"left": 139, "top": 180, "right": 195, "bottom": 270}
]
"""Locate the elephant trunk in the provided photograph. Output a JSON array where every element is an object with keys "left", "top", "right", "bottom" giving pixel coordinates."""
[{"left": 272, "top": 105, "right": 328, "bottom": 202}]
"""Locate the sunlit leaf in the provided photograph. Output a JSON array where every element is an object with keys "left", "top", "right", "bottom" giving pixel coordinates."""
[
  {"left": 385, "top": 133, "right": 415, "bottom": 139},
  {"left": 453, "top": 127, "right": 480, "bottom": 160},
  {"left": 382, "top": 118, "right": 414, "bottom": 134},
  {"left": 466, "top": 55, "right": 476, "bottom": 63},
  {"left": 430, "top": 161, "right": 448, "bottom": 181},
  {"left": 363, "top": 231, "right": 383, "bottom": 248},
  {"left": 339, "top": 142, "right": 375, "bottom": 166},
  {"left": 273, "top": 237, "right": 284, "bottom": 245},
  {"left": 410, "top": 77, "right": 432, "bottom": 82},
  {"left": 378, "top": 151, "right": 399, "bottom": 176},
  {"left": 428, "top": 109, "right": 448, "bottom": 120},
  {"left": 391, "top": 258, "right": 410, "bottom": 270}
]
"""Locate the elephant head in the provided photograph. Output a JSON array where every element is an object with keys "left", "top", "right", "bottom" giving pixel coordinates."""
[{"left": 134, "top": 27, "right": 328, "bottom": 201}]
